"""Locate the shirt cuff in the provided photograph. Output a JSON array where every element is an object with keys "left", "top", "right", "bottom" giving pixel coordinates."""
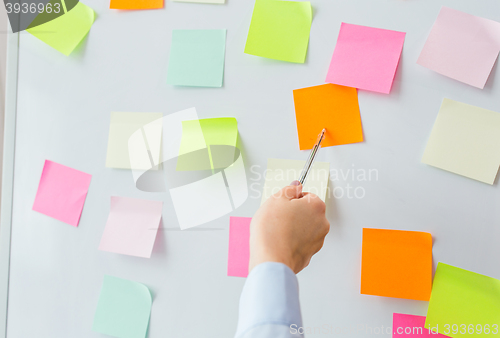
[{"left": 235, "top": 262, "right": 302, "bottom": 337}]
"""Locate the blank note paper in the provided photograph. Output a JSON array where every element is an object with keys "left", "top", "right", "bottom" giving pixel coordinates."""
[
  {"left": 417, "top": 7, "right": 500, "bottom": 89},
  {"left": 361, "top": 228, "right": 432, "bottom": 301},
  {"left": 32, "top": 160, "right": 91, "bottom": 227},
  {"left": 106, "top": 112, "right": 163, "bottom": 170},
  {"left": 422, "top": 98, "right": 500, "bottom": 185},
  {"left": 425, "top": 263, "right": 500, "bottom": 338},
  {"left": 293, "top": 84, "right": 363, "bottom": 150},
  {"left": 110, "top": 0, "right": 163, "bottom": 10},
  {"left": 261, "top": 159, "right": 330, "bottom": 205},
  {"left": 326, "top": 23, "right": 405, "bottom": 94},
  {"left": 244, "top": 0, "right": 312, "bottom": 63},
  {"left": 98, "top": 196, "right": 163, "bottom": 258},
  {"left": 393, "top": 313, "right": 450, "bottom": 338},
  {"left": 228, "top": 217, "right": 251, "bottom": 278},
  {"left": 167, "top": 30, "right": 226, "bottom": 87},
  {"left": 92, "top": 275, "right": 152, "bottom": 338},
  {"left": 27, "top": 2, "right": 95, "bottom": 56}
]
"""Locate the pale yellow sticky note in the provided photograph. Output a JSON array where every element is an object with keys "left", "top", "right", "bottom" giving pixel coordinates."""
[
  {"left": 106, "top": 112, "right": 163, "bottom": 170},
  {"left": 173, "top": 0, "right": 224, "bottom": 3},
  {"left": 261, "top": 159, "right": 330, "bottom": 205},
  {"left": 422, "top": 98, "right": 500, "bottom": 184}
]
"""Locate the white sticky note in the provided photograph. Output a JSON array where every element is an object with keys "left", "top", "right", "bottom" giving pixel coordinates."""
[
  {"left": 261, "top": 158, "right": 330, "bottom": 205},
  {"left": 422, "top": 98, "right": 500, "bottom": 184}
]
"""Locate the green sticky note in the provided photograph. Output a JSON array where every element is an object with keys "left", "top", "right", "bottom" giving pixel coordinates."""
[
  {"left": 27, "top": 1, "right": 95, "bottom": 56},
  {"left": 167, "top": 30, "right": 226, "bottom": 87},
  {"left": 92, "top": 275, "right": 152, "bottom": 338},
  {"left": 177, "top": 117, "right": 238, "bottom": 171},
  {"left": 244, "top": 0, "right": 312, "bottom": 63},
  {"left": 425, "top": 263, "right": 500, "bottom": 337}
]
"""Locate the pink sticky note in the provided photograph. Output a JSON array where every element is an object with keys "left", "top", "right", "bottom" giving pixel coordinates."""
[
  {"left": 417, "top": 7, "right": 500, "bottom": 89},
  {"left": 99, "top": 196, "right": 163, "bottom": 258},
  {"left": 326, "top": 23, "right": 406, "bottom": 94},
  {"left": 228, "top": 217, "right": 251, "bottom": 278},
  {"left": 393, "top": 313, "right": 451, "bottom": 337},
  {"left": 33, "top": 160, "right": 92, "bottom": 227}
]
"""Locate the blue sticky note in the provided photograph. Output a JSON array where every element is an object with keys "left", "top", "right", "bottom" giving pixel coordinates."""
[
  {"left": 92, "top": 275, "right": 152, "bottom": 338},
  {"left": 167, "top": 29, "right": 226, "bottom": 87}
]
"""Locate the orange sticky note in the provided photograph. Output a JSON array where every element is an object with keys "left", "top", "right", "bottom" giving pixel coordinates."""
[
  {"left": 110, "top": 0, "right": 163, "bottom": 10},
  {"left": 361, "top": 228, "right": 432, "bottom": 301},
  {"left": 293, "top": 83, "right": 363, "bottom": 150}
]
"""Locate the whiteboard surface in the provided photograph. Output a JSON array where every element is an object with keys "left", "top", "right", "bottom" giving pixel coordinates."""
[{"left": 6, "top": 0, "right": 500, "bottom": 337}]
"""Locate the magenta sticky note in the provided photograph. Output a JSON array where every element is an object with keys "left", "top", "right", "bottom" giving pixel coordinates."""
[
  {"left": 326, "top": 23, "right": 406, "bottom": 94},
  {"left": 99, "top": 196, "right": 163, "bottom": 258},
  {"left": 32, "top": 160, "right": 92, "bottom": 227},
  {"left": 228, "top": 217, "right": 251, "bottom": 278},
  {"left": 417, "top": 7, "right": 500, "bottom": 89},
  {"left": 393, "top": 313, "right": 450, "bottom": 338}
]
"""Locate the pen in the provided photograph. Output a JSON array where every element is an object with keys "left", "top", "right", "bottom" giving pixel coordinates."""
[{"left": 298, "top": 128, "right": 326, "bottom": 185}]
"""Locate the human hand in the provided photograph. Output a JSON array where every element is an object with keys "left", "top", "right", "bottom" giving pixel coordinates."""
[{"left": 248, "top": 181, "right": 330, "bottom": 274}]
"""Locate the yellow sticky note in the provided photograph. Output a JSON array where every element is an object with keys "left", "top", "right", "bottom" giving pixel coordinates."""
[
  {"left": 27, "top": 2, "right": 95, "bottom": 56},
  {"left": 177, "top": 118, "right": 238, "bottom": 171},
  {"left": 422, "top": 98, "right": 500, "bottom": 184},
  {"left": 106, "top": 112, "right": 163, "bottom": 170},
  {"left": 261, "top": 158, "right": 330, "bottom": 204}
]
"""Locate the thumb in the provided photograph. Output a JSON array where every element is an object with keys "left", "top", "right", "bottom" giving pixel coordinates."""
[{"left": 280, "top": 181, "right": 303, "bottom": 200}]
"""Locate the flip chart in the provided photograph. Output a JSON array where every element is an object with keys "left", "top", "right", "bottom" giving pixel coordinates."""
[
  {"left": 244, "top": 0, "right": 312, "bottom": 63},
  {"left": 98, "top": 196, "right": 163, "bottom": 258},
  {"left": 293, "top": 84, "right": 363, "bottom": 150},
  {"left": 361, "top": 228, "right": 432, "bottom": 301},
  {"left": 417, "top": 7, "right": 500, "bottom": 89},
  {"left": 425, "top": 263, "right": 500, "bottom": 338},
  {"left": 393, "top": 313, "right": 450, "bottom": 338},
  {"left": 167, "top": 30, "right": 226, "bottom": 87},
  {"left": 422, "top": 98, "right": 500, "bottom": 185},
  {"left": 32, "top": 160, "right": 91, "bottom": 227},
  {"left": 27, "top": 1, "right": 95, "bottom": 56},
  {"left": 92, "top": 275, "right": 152, "bottom": 338},
  {"left": 110, "top": 0, "right": 163, "bottom": 10},
  {"left": 326, "top": 23, "right": 405, "bottom": 94},
  {"left": 106, "top": 112, "right": 163, "bottom": 170},
  {"left": 261, "top": 159, "right": 330, "bottom": 204},
  {"left": 228, "top": 217, "right": 251, "bottom": 278}
]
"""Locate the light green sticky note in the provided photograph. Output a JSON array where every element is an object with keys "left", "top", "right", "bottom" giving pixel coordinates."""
[
  {"left": 167, "top": 30, "right": 226, "bottom": 87},
  {"left": 176, "top": 118, "right": 238, "bottom": 171},
  {"left": 27, "top": 1, "right": 95, "bottom": 56},
  {"left": 261, "top": 158, "right": 330, "bottom": 204},
  {"left": 425, "top": 263, "right": 500, "bottom": 337},
  {"left": 92, "top": 275, "right": 152, "bottom": 338},
  {"left": 422, "top": 98, "right": 500, "bottom": 185},
  {"left": 244, "top": 0, "right": 312, "bottom": 63},
  {"left": 106, "top": 112, "right": 163, "bottom": 170}
]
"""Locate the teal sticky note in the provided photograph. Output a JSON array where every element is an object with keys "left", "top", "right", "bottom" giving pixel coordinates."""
[
  {"left": 92, "top": 275, "right": 152, "bottom": 338},
  {"left": 167, "top": 29, "right": 226, "bottom": 87}
]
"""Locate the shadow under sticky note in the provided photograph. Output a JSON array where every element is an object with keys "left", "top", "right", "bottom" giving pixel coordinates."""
[
  {"left": 261, "top": 158, "right": 330, "bottom": 204},
  {"left": 424, "top": 263, "right": 500, "bottom": 338},
  {"left": 228, "top": 217, "right": 251, "bottom": 278},
  {"left": 326, "top": 23, "right": 405, "bottom": 94},
  {"left": 244, "top": 0, "right": 312, "bottom": 63},
  {"left": 361, "top": 228, "right": 432, "bottom": 301},
  {"left": 167, "top": 29, "right": 226, "bottom": 87},
  {"left": 32, "top": 160, "right": 92, "bottom": 227},
  {"left": 27, "top": 1, "right": 95, "bottom": 56},
  {"left": 422, "top": 98, "right": 500, "bottom": 185},
  {"left": 393, "top": 313, "right": 451, "bottom": 338},
  {"left": 98, "top": 196, "right": 163, "bottom": 258},
  {"left": 293, "top": 84, "right": 363, "bottom": 150},
  {"left": 92, "top": 275, "right": 152, "bottom": 338},
  {"left": 417, "top": 7, "right": 500, "bottom": 89},
  {"left": 110, "top": 0, "right": 163, "bottom": 10}
]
